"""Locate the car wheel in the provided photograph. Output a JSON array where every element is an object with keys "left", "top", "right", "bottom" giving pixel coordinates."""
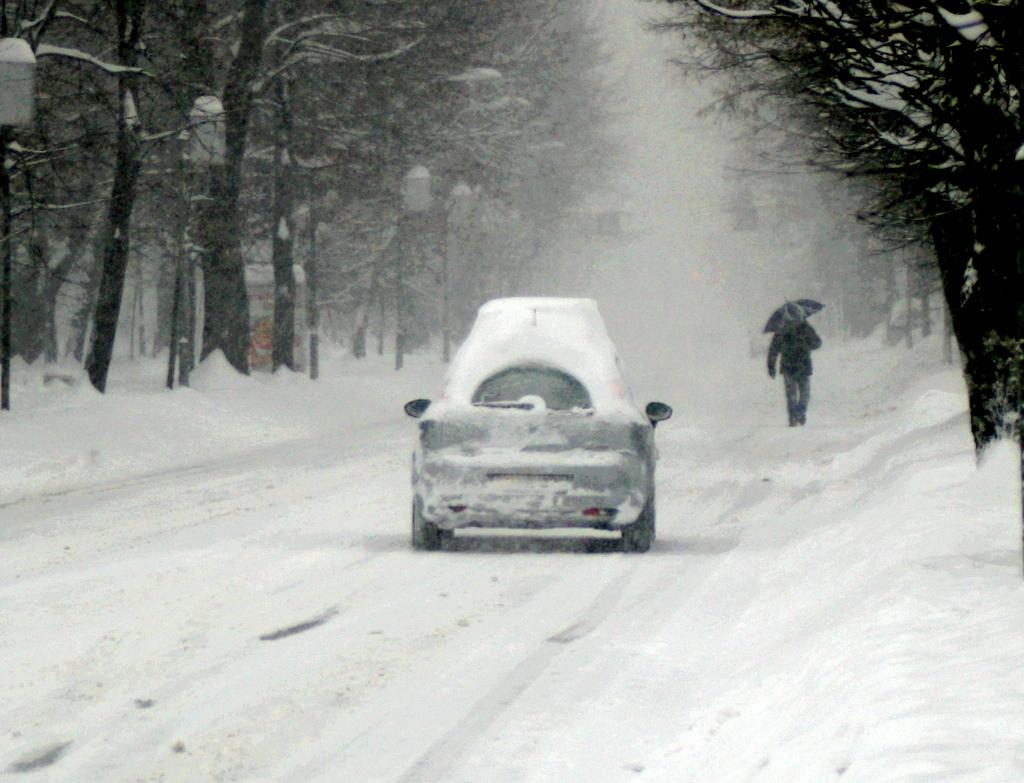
[
  {"left": 621, "top": 497, "right": 655, "bottom": 553},
  {"left": 411, "top": 499, "right": 448, "bottom": 551}
]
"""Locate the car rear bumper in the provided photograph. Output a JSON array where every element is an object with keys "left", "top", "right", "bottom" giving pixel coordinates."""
[{"left": 414, "top": 448, "right": 650, "bottom": 531}]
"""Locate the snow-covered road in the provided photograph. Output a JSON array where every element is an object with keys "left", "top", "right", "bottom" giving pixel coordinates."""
[
  {"left": 3, "top": 390, "right": 740, "bottom": 782},
  {"left": 3, "top": 338, "right": 1021, "bottom": 783}
]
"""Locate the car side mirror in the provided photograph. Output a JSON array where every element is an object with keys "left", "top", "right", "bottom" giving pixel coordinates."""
[
  {"left": 645, "top": 401, "right": 672, "bottom": 428},
  {"left": 404, "top": 398, "right": 432, "bottom": 418}
]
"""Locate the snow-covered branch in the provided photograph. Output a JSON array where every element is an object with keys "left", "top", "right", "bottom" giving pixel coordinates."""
[
  {"left": 18, "top": 0, "right": 61, "bottom": 48},
  {"left": 255, "top": 37, "right": 422, "bottom": 92},
  {"left": 693, "top": 0, "right": 777, "bottom": 20},
  {"left": 935, "top": 5, "right": 992, "bottom": 45},
  {"left": 36, "top": 44, "right": 148, "bottom": 76}
]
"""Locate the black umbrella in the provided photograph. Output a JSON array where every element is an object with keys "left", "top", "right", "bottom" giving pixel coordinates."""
[{"left": 763, "top": 299, "right": 825, "bottom": 333}]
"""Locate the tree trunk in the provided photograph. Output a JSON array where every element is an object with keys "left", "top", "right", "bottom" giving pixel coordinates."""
[
  {"left": 178, "top": 0, "right": 214, "bottom": 94},
  {"left": 883, "top": 256, "right": 896, "bottom": 345},
  {"left": 8, "top": 165, "right": 49, "bottom": 365},
  {"left": 199, "top": 168, "right": 250, "bottom": 370},
  {"left": 13, "top": 244, "right": 46, "bottom": 364},
  {"left": 940, "top": 34, "right": 1024, "bottom": 450},
  {"left": 42, "top": 215, "right": 90, "bottom": 363},
  {"left": 304, "top": 198, "right": 320, "bottom": 379},
  {"left": 943, "top": 305, "right": 954, "bottom": 365},
  {"left": 198, "top": 0, "right": 269, "bottom": 373},
  {"left": 163, "top": 0, "right": 215, "bottom": 373},
  {"left": 271, "top": 78, "right": 295, "bottom": 372},
  {"left": 933, "top": 190, "right": 1024, "bottom": 451},
  {"left": 166, "top": 267, "right": 180, "bottom": 390},
  {"left": 974, "top": 195, "right": 1024, "bottom": 445},
  {"left": 67, "top": 257, "right": 99, "bottom": 363},
  {"left": 85, "top": 0, "right": 146, "bottom": 393},
  {"left": 918, "top": 261, "right": 932, "bottom": 339},
  {"left": 904, "top": 261, "right": 913, "bottom": 350},
  {"left": 65, "top": 198, "right": 110, "bottom": 362},
  {"left": 10, "top": 193, "right": 87, "bottom": 365},
  {"left": 394, "top": 218, "right": 406, "bottom": 371},
  {"left": 1, "top": 126, "right": 11, "bottom": 411}
]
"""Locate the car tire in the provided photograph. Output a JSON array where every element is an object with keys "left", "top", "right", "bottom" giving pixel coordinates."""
[
  {"left": 411, "top": 499, "right": 448, "bottom": 551},
  {"left": 621, "top": 497, "right": 655, "bottom": 553}
]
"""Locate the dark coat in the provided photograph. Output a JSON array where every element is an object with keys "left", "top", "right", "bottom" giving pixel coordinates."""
[{"left": 768, "top": 322, "right": 822, "bottom": 379}]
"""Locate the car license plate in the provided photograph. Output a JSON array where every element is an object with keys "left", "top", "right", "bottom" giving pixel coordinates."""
[{"left": 486, "top": 472, "right": 573, "bottom": 485}]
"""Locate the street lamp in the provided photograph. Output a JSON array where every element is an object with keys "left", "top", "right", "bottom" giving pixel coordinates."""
[
  {"left": 443, "top": 182, "right": 474, "bottom": 363},
  {"left": 0, "top": 38, "right": 34, "bottom": 125},
  {"left": 402, "top": 164, "right": 433, "bottom": 211},
  {"left": 0, "top": 37, "right": 36, "bottom": 411},
  {"left": 396, "top": 165, "right": 432, "bottom": 370}
]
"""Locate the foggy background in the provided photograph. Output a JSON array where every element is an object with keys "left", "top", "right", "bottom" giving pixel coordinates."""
[{"left": 542, "top": 0, "right": 871, "bottom": 420}]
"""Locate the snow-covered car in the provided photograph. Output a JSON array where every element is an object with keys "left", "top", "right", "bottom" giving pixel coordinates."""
[{"left": 404, "top": 297, "right": 672, "bottom": 552}]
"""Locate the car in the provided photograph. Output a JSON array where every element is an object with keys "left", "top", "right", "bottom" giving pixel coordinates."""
[{"left": 403, "top": 297, "right": 672, "bottom": 552}]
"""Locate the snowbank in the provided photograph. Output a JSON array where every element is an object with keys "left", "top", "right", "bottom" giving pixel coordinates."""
[
  {"left": 0, "top": 345, "right": 444, "bottom": 505},
  {"left": 640, "top": 334, "right": 1024, "bottom": 783}
]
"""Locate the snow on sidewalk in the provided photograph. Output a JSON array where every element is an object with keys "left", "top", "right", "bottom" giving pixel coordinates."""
[
  {"left": 644, "top": 334, "right": 1024, "bottom": 783},
  {"left": 0, "top": 347, "right": 445, "bottom": 507}
]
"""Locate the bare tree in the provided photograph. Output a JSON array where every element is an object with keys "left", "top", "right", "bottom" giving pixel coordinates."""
[
  {"left": 664, "top": 0, "right": 1024, "bottom": 571},
  {"left": 84, "top": 0, "right": 147, "bottom": 391}
]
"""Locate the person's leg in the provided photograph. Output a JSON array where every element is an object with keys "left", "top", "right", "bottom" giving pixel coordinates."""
[
  {"left": 784, "top": 375, "right": 799, "bottom": 426},
  {"left": 797, "top": 375, "right": 811, "bottom": 424}
]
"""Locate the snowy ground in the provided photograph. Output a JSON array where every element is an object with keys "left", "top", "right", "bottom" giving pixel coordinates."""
[{"left": 2, "top": 333, "right": 1021, "bottom": 783}]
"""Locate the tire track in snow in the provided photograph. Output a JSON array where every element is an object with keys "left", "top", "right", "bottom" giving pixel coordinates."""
[
  {"left": 394, "top": 562, "right": 641, "bottom": 783},
  {"left": 407, "top": 554, "right": 754, "bottom": 783}
]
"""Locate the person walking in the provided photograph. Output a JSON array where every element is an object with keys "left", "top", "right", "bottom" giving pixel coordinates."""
[{"left": 767, "top": 316, "right": 822, "bottom": 426}]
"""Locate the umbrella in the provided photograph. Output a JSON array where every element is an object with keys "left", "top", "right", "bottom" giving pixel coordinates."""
[{"left": 763, "top": 299, "right": 825, "bottom": 333}]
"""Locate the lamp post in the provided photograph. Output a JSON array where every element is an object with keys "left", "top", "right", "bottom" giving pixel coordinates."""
[
  {"left": 397, "top": 165, "right": 432, "bottom": 370},
  {"left": 167, "top": 95, "right": 225, "bottom": 389},
  {"left": 0, "top": 36, "right": 36, "bottom": 411},
  {"left": 444, "top": 182, "right": 474, "bottom": 363}
]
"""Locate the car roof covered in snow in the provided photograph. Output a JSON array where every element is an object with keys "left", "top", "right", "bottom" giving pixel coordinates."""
[{"left": 433, "top": 297, "right": 641, "bottom": 419}]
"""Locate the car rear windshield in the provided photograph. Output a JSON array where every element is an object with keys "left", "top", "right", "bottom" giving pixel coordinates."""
[{"left": 472, "top": 366, "right": 592, "bottom": 411}]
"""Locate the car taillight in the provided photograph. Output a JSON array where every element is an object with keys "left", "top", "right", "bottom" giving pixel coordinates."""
[{"left": 583, "top": 507, "right": 617, "bottom": 518}]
